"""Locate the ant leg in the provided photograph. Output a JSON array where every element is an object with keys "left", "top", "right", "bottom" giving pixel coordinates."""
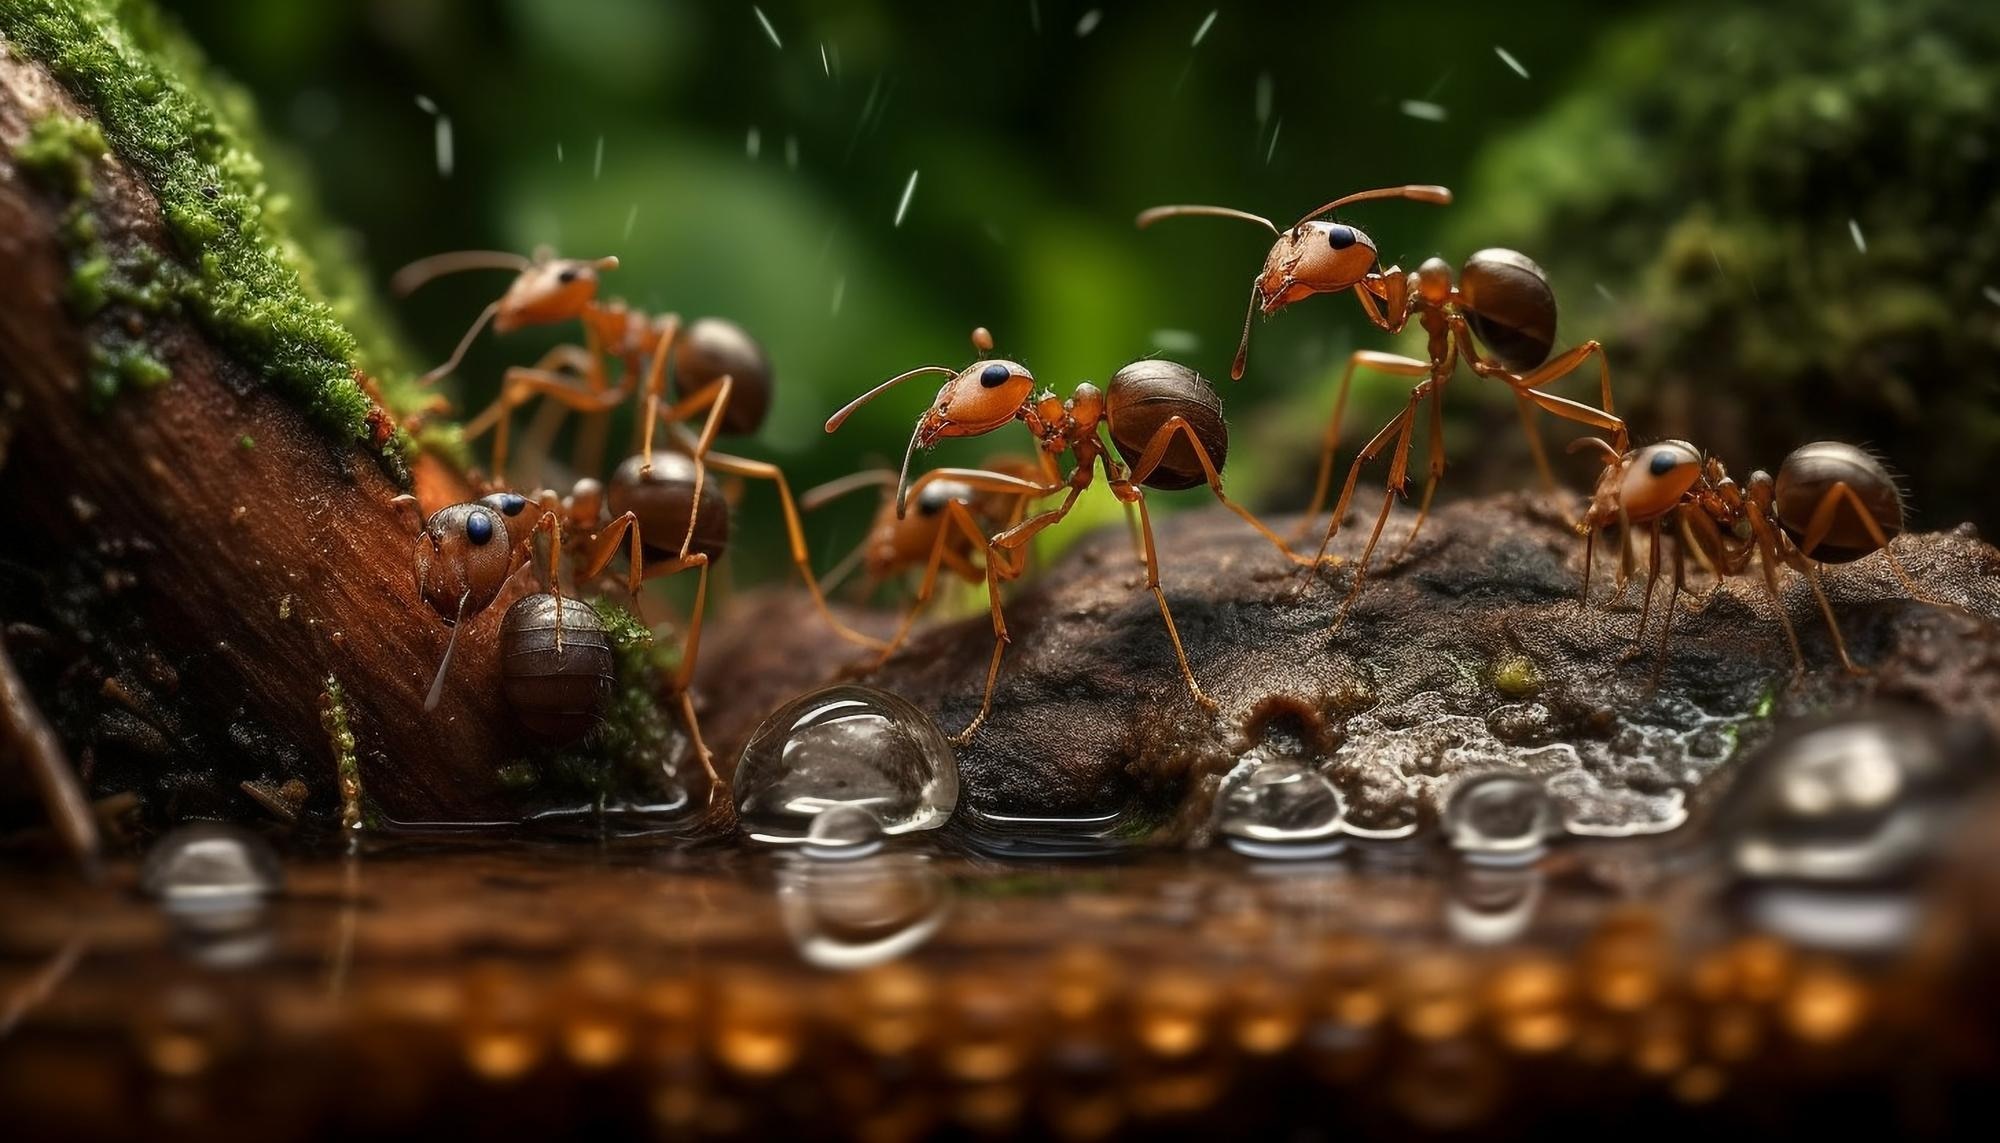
[
  {"left": 1328, "top": 407, "right": 1420, "bottom": 632},
  {"left": 1394, "top": 387, "right": 1448, "bottom": 559},
  {"left": 635, "top": 316, "right": 683, "bottom": 466},
  {"left": 1579, "top": 525, "right": 1596, "bottom": 608},
  {"left": 801, "top": 469, "right": 897, "bottom": 512},
  {"left": 647, "top": 373, "right": 736, "bottom": 559},
  {"left": 464, "top": 368, "right": 628, "bottom": 483},
  {"left": 953, "top": 545, "right": 1015, "bottom": 746},
  {"left": 1121, "top": 415, "right": 1314, "bottom": 566},
  {"left": 872, "top": 512, "right": 965, "bottom": 669},
  {"left": 1307, "top": 387, "right": 1423, "bottom": 580},
  {"left": 1794, "top": 481, "right": 1929, "bottom": 602},
  {"left": 1511, "top": 391, "right": 1560, "bottom": 500},
  {"left": 1298, "top": 351, "right": 1430, "bottom": 541},
  {"left": 1128, "top": 491, "right": 1219, "bottom": 712},
  {"left": 674, "top": 692, "right": 722, "bottom": 791},
  {"left": 1464, "top": 333, "right": 1623, "bottom": 447},
  {"left": 0, "top": 633, "right": 98, "bottom": 876},
  {"left": 1632, "top": 519, "right": 1662, "bottom": 654},
  {"left": 700, "top": 449, "right": 889, "bottom": 652},
  {"left": 579, "top": 511, "right": 647, "bottom": 598},
  {"left": 1652, "top": 534, "right": 1687, "bottom": 684},
  {"left": 1745, "top": 508, "right": 1808, "bottom": 674},
  {"left": 1779, "top": 544, "right": 1863, "bottom": 674}
]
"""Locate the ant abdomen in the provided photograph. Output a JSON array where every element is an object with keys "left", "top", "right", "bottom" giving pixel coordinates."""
[
  {"left": 499, "top": 594, "right": 615, "bottom": 740},
  {"left": 675, "top": 318, "right": 774, "bottom": 435},
  {"left": 1458, "top": 248, "right": 1558, "bottom": 372},
  {"left": 608, "top": 452, "right": 733, "bottom": 560},
  {"left": 1773, "top": 442, "right": 1904, "bottom": 562},
  {"left": 1107, "top": 360, "right": 1228, "bottom": 490}
]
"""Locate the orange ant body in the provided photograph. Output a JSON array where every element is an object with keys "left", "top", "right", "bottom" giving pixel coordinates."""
[
  {"left": 802, "top": 456, "right": 1044, "bottom": 666},
  {"left": 1574, "top": 438, "right": 1921, "bottom": 671},
  {"left": 396, "top": 249, "right": 880, "bottom": 654},
  {"left": 1138, "top": 186, "right": 1628, "bottom": 622},
  {"left": 826, "top": 328, "right": 1310, "bottom": 741}
]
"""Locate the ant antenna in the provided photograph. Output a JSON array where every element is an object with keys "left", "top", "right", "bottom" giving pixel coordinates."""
[
  {"left": 421, "top": 301, "right": 500, "bottom": 386},
  {"left": 1135, "top": 204, "right": 1279, "bottom": 234},
  {"left": 1293, "top": 185, "right": 1452, "bottom": 228},
  {"left": 391, "top": 250, "right": 534, "bottom": 297},
  {"left": 1232, "top": 283, "right": 1259, "bottom": 380},
  {"left": 824, "top": 365, "right": 957, "bottom": 433},
  {"left": 893, "top": 420, "right": 924, "bottom": 521},
  {"left": 1566, "top": 436, "right": 1622, "bottom": 466},
  {"left": 424, "top": 592, "right": 470, "bottom": 712}
]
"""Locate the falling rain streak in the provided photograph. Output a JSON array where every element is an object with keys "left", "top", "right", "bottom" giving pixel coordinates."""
[
  {"left": 1400, "top": 99, "right": 1448, "bottom": 122},
  {"left": 830, "top": 276, "right": 846, "bottom": 316},
  {"left": 894, "top": 170, "right": 919, "bottom": 227},
  {"left": 1494, "top": 45, "right": 1531, "bottom": 78},
  {"left": 592, "top": 135, "right": 603, "bottom": 179},
  {"left": 1265, "top": 117, "right": 1282, "bottom": 163},
  {"left": 1076, "top": 9, "right": 1102, "bottom": 37},
  {"left": 1192, "top": 10, "right": 1218, "bottom": 46},
  {"left": 1849, "top": 218, "right": 1867, "bottom": 253},
  {"left": 1255, "top": 71, "right": 1273, "bottom": 126},
  {"left": 752, "top": 6, "right": 782, "bottom": 50},
  {"left": 622, "top": 204, "right": 638, "bottom": 240},
  {"left": 820, "top": 42, "right": 830, "bottom": 77},
  {"left": 785, "top": 135, "right": 799, "bottom": 170},
  {"left": 414, "top": 96, "right": 452, "bottom": 178},
  {"left": 746, "top": 126, "right": 761, "bottom": 159}
]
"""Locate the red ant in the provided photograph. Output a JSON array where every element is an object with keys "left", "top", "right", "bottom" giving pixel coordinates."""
[
  {"left": 802, "top": 455, "right": 1045, "bottom": 666},
  {"left": 395, "top": 250, "right": 878, "bottom": 652},
  {"left": 1138, "top": 186, "right": 1628, "bottom": 622},
  {"left": 825, "top": 328, "right": 1310, "bottom": 741},
  {"left": 1573, "top": 438, "right": 1923, "bottom": 671}
]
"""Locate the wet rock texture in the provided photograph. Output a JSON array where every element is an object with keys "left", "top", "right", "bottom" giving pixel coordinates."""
[{"left": 700, "top": 494, "right": 2000, "bottom": 842}]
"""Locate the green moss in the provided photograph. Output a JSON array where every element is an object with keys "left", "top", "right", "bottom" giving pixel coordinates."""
[
  {"left": 319, "top": 675, "right": 364, "bottom": 831},
  {"left": 1493, "top": 654, "right": 1541, "bottom": 699},
  {"left": 12, "top": 112, "right": 105, "bottom": 196},
  {"left": 1446, "top": 0, "right": 2000, "bottom": 530},
  {"left": 2, "top": 0, "right": 428, "bottom": 478}
]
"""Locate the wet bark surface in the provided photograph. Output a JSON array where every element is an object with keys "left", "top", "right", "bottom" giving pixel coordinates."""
[{"left": 700, "top": 494, "right": 2000, "bottom": 842}]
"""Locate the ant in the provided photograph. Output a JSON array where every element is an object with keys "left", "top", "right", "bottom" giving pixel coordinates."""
[
  {"left": 393, "top": 248, "right": 771, "bottom": 556},
  {"left": 802, "top": 455, "right": 1045, "bottom": 666},
  {"left": 1137, "top": 185, "right": 1628, "bottom": 621},
  {"left": 1572, "top": 438, "right": 1922, "bottom": 672},
  {"left": 396, "top": 250, "right": 877, "bottom": 650},
  {"left": 825, "top": 328, "right": 1310, "bottom": 741}
]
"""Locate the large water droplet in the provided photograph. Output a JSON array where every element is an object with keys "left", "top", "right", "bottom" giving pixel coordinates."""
[
  {"left": 140, "top": 823, "right": 282, "bottom": 906},
  {"left": 1214, "top": 759, "right": 1346, "bottom": 860},
  {"left": 1444, "top": 773, "right": 1556, "bottom": 865},
  {"left": 1716, "top": 712, "right": 1993, "bottom": 953},
  {"left": 736, "top": 685, "right": 958, "bottom": 844},
  {"left": 803, "top": 803, "right": 887, "bottom": 861},
  {"left": 140, "top": 824, "right": 282, "bottom": 969},
  {"left": 777, "top": 854, "right": 950, "bottom": 970}
]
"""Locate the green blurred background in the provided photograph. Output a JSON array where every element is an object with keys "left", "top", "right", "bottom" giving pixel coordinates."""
[{"left": 164, "top": 0, "right": 2000, "bottom": 573}]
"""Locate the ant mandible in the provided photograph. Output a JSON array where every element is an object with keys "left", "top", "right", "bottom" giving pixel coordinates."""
[
  {"left": 826, "top": 328, "right": 1309, "bottom": 741},
  {"left": 1137, "top": 185, "right": 1629, "bottom": 621},
  {"left": 1573, "top": 438, "right": 1923, "bottom": 672}
]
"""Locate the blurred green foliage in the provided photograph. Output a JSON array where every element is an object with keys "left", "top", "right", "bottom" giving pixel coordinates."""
[{"left": 151, "top": 0, "right": 1997, "bottom": 578}]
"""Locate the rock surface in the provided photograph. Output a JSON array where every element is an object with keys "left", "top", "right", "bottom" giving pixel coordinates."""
[{"left": 698, "top": 493, "right": 2000, "bottom": 844}]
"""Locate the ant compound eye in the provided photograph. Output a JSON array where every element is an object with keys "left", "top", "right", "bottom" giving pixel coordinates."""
[
  {"left": 466, "top": 510, "right": 495, "bottom": 546},
  {"left": 497, "top": 493, "right": 526, "bottom": 516},
  {"left": 1649, "top": 450, "right": 1682, "bottom": 477},
  {"left": 980, "top": 363, "right": 1012, "bottom": 389},
  {"left": 1326, "top": 224, "right": 1357, "bottom": 250},
  {"left": 556, "top": 267, "right": 579, "bottom": 284}
]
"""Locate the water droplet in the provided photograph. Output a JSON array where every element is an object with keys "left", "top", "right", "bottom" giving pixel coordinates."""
[
  {"left": 778, "top": 854, "right": 950, "bottom": 970},
  {"left": 1444, "top": 773, "right": 1556, "bottom": 865},
  {"left": 1214, "top": 759, "right": 1345, "bottom": 860},
  {"left": 802, "top": 803, "right": 886, "bottom": 861},
  {"left": 141, "top": 823, "right": 282, "bottom": 906},
  {"left": 1719, "top": 713, "right": 1987, "bottom": 886},
  {"left": 736, "top": 685, "right": 958, "bottom": 844}
]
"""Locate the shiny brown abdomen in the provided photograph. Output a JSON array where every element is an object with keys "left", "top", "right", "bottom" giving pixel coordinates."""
[
  {"left": 1106, "top": 360, "right": 1228, "bottom": 491},
  {"left": 607, "top": 452, "right": 732, "bottom": 562},
  {"left": 674, "top": 318, "right": 773, "bottom": 436},
  {"left": 499, "top": 594, "right": 616, "bottom": 740},
  {"left": 1458, "top": 248, "right": 1558, "bottom": 372},
  {"left": 1773, "top": 442, "right": 1903, "bottom": 563}
]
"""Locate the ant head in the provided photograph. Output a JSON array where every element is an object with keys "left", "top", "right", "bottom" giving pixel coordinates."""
[
  {"left": 414, "top": 501, "right": 517, "bottom": 620},
  {"left": 494, "top": 257, "right": 617, "bottom": 332},
  {"left": 1585, "top": 440, "right": 1703, "bottom": 530},
  {"left": 916, "top": 359, "right": 1035, "bottom": 448},
  {"left": 478, "top": 490, "right": 541, "bottom": 550},
  {"left": 1258, "top": 221, "right": 1379, "bottom": 314}
]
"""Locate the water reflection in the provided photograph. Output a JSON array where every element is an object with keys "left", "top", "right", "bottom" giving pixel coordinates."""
[
  {"left": 950, "top": 806, "right": 1137, "bottom": 859},
  {"left": 1444, "top": 864, "right": 1545, "bottom": 946},
  {"left": 140, "top": 823, "right": 281, "bottom": 970},
  {"left": 777, "top": 853, "right": 951, "bottom": 970}
]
